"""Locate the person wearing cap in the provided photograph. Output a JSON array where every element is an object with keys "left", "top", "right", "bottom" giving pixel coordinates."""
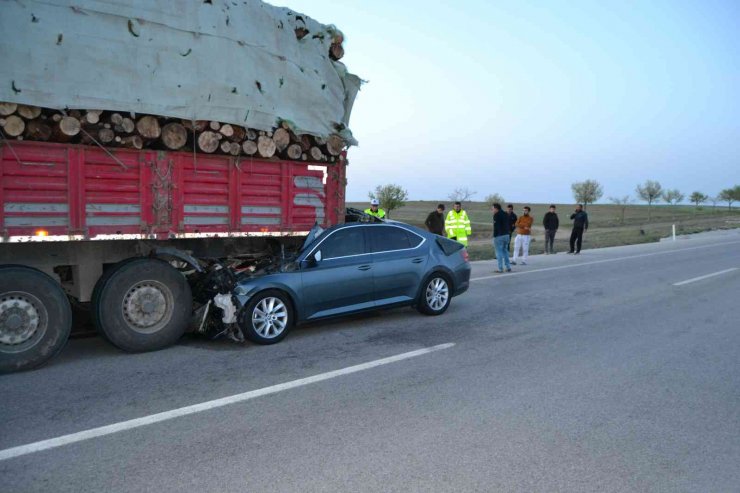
[
  {"left": 425, "top": 203, "right": 446, "bottom": 236},
  {"left": 446, "top": 201, "right": 472, "bottom": 246},
  {"left": 364, "top": 199, "right": 386, "bottom": 219}
]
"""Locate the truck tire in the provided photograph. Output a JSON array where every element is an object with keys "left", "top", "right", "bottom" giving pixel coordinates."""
[
  {"left": 96, "top": 258, "right": 192, "bottom": 352},
  {"left": 238, "top": 290, "right": 293, "bottom": 344},
  {"left": 0, "top": 265, "right": 72, "bottom": 373},
  {"left": 91, "top": 257, "right": 140, "bottom": 340}
]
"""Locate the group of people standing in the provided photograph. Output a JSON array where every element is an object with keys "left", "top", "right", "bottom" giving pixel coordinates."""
[
  {"left": 421, "top": 201, "right": 589, "bottom": 273},
  {"left": 490, "top": 203, "right": 589, "bottom": 272},
  {"left": 366, "top": 199, "right": 590, "bottom": 272}
]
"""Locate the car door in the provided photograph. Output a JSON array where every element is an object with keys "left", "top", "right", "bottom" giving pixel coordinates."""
[
  {"left": 300, "top": 225, "right": 374, "bottom": 320},
  {"left": 367, "top": 225, "right": 429, "bottom": 307}
]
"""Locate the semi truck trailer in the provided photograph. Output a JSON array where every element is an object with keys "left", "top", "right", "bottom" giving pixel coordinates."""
[{"left": 0, "top": 0, "right": 361, "bottom": 372}]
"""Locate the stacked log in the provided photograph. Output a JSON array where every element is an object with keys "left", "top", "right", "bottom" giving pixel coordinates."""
[{"left": 0, "top": 102, "right": 346, "bottom": 163}]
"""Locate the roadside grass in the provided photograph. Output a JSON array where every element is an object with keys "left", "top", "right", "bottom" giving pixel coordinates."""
[{"left": 348, "top": 201, "right": 740, "bottom": 260}]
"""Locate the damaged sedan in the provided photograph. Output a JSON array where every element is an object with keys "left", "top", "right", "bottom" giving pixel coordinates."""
[{"left": 190, "top": 221, "right": 471, "bottom": 345}]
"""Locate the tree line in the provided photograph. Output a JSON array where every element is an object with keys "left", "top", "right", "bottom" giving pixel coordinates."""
[{"left": 367, "top": 182, "right": 740, "bottom": 219}]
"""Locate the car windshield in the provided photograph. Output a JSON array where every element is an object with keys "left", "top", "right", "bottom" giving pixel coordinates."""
[{"left": 300, "top": 223, "right": 325, "bottom": 252}]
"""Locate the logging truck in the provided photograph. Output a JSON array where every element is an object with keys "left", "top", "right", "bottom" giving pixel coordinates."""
[{"left": 0, "top": 0, "right": 362, "bottom": 372}]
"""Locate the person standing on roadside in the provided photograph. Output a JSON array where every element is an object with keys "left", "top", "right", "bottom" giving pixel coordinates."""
[
  {"left": 364, "top": 199, "right": 386, "bottom": 219},
  {"left": 492, "top": 203, "right": 512, "bottom": 273},
  {"left": 506, "top": 204, "right": 517, "bottom": 253},
  {"left": 512, "top": 206, "right": 533, "bottom": 265},
  {"left": 568, "top": 204, "right": 589, "bottom": 254},
  {"left": 425, "top": 203, "right": 446, "bottom": 236},
  {"left": 446, "top": 201, "right": 472, "bottom": 246},
  {"left": 542, "top": 204, "right": 559, "bottom": 254}
]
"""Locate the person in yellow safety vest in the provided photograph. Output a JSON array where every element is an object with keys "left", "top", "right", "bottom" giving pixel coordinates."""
[
  {"left": 446, "top": 201, "right": 472, "bottom": 246},
  {"left": 365, "top": 199, "right": 386, "bottom": 219}
]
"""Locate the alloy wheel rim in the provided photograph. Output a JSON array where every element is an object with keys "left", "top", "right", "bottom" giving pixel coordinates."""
[
  {"left": 425, "top": 278, "right": 449, "bottom": 311},
  {"left": 252, "top": 297, "right": 288, "bottom": 338},
  {"left": 0, "top": 291, "right": 48, "bottom": 353}
]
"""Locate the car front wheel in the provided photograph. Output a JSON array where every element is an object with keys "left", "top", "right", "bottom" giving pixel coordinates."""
[
  {"left": 238, "top": 290, "right": 292, "bottom": 344},
  {"left": 417, "top": 274, "right": 451, "bottom": 316}
]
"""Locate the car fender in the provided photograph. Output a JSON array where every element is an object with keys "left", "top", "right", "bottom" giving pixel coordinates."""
[{"left": 234, "top": 281, "right": 301, "bottom": 322}]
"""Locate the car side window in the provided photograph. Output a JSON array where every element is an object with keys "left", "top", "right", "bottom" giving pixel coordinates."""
[
  {"left": 369, "top": 226, "right": 413, "bottom": 253},
  {"left": 406, "top": 230, "right": 423, "bottom": 248},
  {"left": 319, "top": 227, "right": 366, "bottom": 259}
]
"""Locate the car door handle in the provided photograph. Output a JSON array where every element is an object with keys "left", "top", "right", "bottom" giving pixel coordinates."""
[
  {"left": 358, "top": 265, "right": 371, "bottom": 271},
  {"left": 412, "top": 258, "right": 424, "bottom": 263}
]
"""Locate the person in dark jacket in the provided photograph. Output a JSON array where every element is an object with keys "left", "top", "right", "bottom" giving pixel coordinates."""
[
  {"left": 492, "top": 203, "right": 512, "bottom": 273},
  {"left": 568, "top": 204, "right": 589, "bottom": 254},
  {"left": 506, "top": 204, "right": 517, "bottom": 253},
  {"left": 425, "top": 204, "right": 446, "bottom": 236},
  {"left": 542, "top": 204, "right": 559, "bottom": 254}
]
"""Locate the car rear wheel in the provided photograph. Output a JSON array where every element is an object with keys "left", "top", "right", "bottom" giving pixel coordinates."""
[
  {"left": 0, "top": 265, "right": 72, "bottom": 373},
  {"left": 417, "top": 274, "right": 451, "bottom": 316},
  {"left": 238, "top": 290, "right": 292, "bottom": 344},
  {"left": 95, "top": 258, "right": 191, "bottom": 352}
]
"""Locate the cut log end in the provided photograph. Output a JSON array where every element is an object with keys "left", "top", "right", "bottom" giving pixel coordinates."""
[
  {"left": 17, "top": 104, "right": 43, "bottom": 120},
  {"left": 120, "top": 135, "right": 144, "bottom": 149},
  {"left": 309, "top": 146, "right": 323, "bottom": 162},
  {"left": 287, "top": 143, "right": 302, "bottom": 160},
  {"left": 2, "top": 115, "right": 26, "bottom": 137},
  {"left": 59, "top": 116, "right": 81, "bottom": 137},
  {"left": 326, "top": 134, "right": 345, "bottom": 156},
  {"left": 257, "top": 136, "right": 277, "bottom": 158},
  {"left": 161, "top": 122, "right": 188, "bottom": 150},
  {"left": 0, "top": 102, "right": 18, "bottom": 116},
  {"left": 273, "top": 127, "right": 290, "bottom": 151},
  {"left": 136, "top": 115, "right": 161, "bottom": 139},
  {"left": 197, "top": 131, "right": 220, "bottom": 153},
  {"left": 219, "top": 123, "right": 234, "bottom": 138},
  {"left": 242, "top": 140, "right": 258, "bottom": 156}
]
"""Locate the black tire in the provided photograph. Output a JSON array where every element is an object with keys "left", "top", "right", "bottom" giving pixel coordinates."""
[
  {"left": 96, "top": 258, "right": 192, "bottom": 352},
  {"left": 0, "top": 265, "right": 72, "bottom": 373},
  {"left": 91, "top": 257, "right": 141, "bottom": 340},
  {"left": 238, "top": 290, "right": 293, "bottom": 345},
  {"left": 417, "top": 273, "right": 452, "bottom": 316}
]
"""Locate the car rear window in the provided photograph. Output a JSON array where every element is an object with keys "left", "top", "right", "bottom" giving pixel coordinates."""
[{"left": 436, "top": 237, "right": 464, "bottom": 255}]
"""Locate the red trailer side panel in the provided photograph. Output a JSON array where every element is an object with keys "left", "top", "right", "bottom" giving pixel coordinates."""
[{"left": 0, "top": 142, "right": 344, "bottom": 242}]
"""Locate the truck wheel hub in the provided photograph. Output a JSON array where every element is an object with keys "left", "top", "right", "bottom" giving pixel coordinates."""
[
  {"left": 122, "top": 282, "right": 174, "bottom": 333},
  {"left": 0, "top": 293, "right": 47, "bottom": 350}
]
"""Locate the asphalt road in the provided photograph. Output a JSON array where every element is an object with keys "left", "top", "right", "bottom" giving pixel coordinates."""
[{"left": 2, "top": 229, "right": 739, "bottom": 492}]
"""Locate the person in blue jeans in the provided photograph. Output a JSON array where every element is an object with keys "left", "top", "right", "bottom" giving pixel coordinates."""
[{"left": 491, "top": 203, "right": 512, "bottom": 273}]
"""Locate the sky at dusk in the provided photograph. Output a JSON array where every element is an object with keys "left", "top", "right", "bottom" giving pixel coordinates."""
[{"left": 283, "top": 0, "right": 740, "bottom": 204}]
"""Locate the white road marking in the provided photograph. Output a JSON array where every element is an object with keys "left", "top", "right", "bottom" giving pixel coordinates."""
[
  {"left": 672, "top": 268, "right": 738, "bottom": 286},
  {"left": 471, "top": 240, "right": 740, "bottom": 282},
  {"left": 0, "top": 343, "right": 455, "bottom": 462}
]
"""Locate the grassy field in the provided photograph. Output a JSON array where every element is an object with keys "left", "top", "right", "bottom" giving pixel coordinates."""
[{"left": 348, "top": 201, "right": 740, "bottom": 260}]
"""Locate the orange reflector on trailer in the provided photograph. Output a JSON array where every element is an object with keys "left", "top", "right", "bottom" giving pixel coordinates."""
[{"left": 35, "top": 229, "right": 49, "bottom": 237}]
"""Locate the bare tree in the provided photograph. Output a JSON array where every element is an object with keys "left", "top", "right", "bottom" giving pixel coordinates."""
[
  {"left": 689, "top": 191, "right": 708, "bottom": 208},
  {"left": 709, "top": 195, "right": 720, "bottom": 213},
  {"left": 368, "top": 184, "right": 409, "bottom": 218},
  {"left": 447, "top": 187, "right": 477, "bottom": 202},
  {"left": 571, "top": 180, "right": 603, "bottom": 209},
  {"left": 484, "top": 193, "right": 506, "bottom": 205},
  {"left": 661, "top": 189, "right": 684, "bottom": 207},
  {"left": 608, "top": 195, "right": 632, "bottom": 224},
  {"left": 636, "top": 180, "right": 662, "bottom": 221}
]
